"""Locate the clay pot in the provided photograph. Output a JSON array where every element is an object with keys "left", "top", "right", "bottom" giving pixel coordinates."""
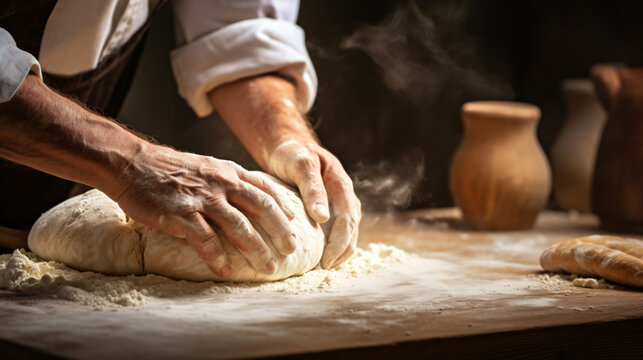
[
  {"left": 591, "top": 64, "right": 643, "bottom": 233},
  {"left": 450, "top": 101, "right": 551, "bottom": 230},
  {"left": 550, "top": 79, "right": 607, "bottom": 213}
]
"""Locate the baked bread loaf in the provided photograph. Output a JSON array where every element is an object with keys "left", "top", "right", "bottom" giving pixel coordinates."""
[{"left": 540, "top": 235, "right": 643, "bottom": 288}]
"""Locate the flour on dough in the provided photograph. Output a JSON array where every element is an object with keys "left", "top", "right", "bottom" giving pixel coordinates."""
[
  {"left": 27, "top": 190, "right": 143, "bottom": 275},
  {"left": 27, "top": 174, "right": 325, "bottom": 282}
]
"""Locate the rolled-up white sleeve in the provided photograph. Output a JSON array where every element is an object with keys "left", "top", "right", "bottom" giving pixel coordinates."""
[
  {"left": 170, "top": 0, "right": 317, "bottom": 117},
  {"left": 0, "top": 28, "right": 42, "bottom": 103}
]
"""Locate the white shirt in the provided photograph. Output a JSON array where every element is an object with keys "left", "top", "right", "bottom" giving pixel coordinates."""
[{"left": 0, "top": 0, "right": 317, "bottom": 117}]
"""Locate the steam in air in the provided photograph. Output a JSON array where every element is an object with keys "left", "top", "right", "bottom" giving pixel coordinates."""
[
  {"left": 340, "top": 0, "right": 513, "bottom": 107},
  {"left": 352, "top": 149, "right": 425, "bottom": 212}
]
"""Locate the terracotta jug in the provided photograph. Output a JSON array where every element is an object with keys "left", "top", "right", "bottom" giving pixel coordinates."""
[
  {"left": 450, "top": 101, "right": 551, "bottom": 230},
  {"left": 550, "top": 79, "right": 607, "bottom": 213},
  {"left": 591, "top": 64, "right": 643, "bottom": 233}
]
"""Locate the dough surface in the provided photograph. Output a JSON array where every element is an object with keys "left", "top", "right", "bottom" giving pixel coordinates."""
[
  {"left": 28, "top": 176, "right": 325, "bottom": 282},
  {"left": 540, "top": 235, "right": 643, "bottom": 288},
  {"left": 27, "top": 190, "right": 143, "bottom": 275}
]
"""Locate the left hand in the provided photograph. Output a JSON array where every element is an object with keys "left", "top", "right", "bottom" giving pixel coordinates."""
[
  {"left": 207, "top": 74, "right": 361, "bottom": 268},
  {"left": 266, "top": 140, "right": 362, "bottom": 269}
]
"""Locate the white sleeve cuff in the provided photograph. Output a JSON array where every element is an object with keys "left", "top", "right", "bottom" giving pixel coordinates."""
[
  {"left": 0, "top": 28, "right": 43, "bottom": 103},
  {"left": 170, "top": 18, "right": 317, "bottom": 118}
]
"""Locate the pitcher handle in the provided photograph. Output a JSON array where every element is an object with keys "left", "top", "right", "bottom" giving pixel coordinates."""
[{"left": 590, "top": 63, "right": 623, "bottom": 110}]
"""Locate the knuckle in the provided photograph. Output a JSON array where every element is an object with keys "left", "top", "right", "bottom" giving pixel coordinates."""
[
  {"left": 304, "top": 185, "right": 326, "bottom": 200},
  {"left": 205, "top": 164, "right": 242, "bottom": 188},
  {"left": 206, "top": 172, "right": 237, "bottom": 189},
  {"left": 220, "top": 159, "right": 240, "bottom": 169},
  {"left": 201, "top": 193, "right": 228, "bottom": 209},
  {"left": 259, "top": 194, "right": 278, "bottom": 211},
  {"left": 230, "top": 215, "right": 249, "bottom": 234},
  {"left": 341, "top": 213, "right": 358, "bottom": 231},
  {"left": 325, "top": 172, "right": 354, "bottom": 192},
  {"left": 296, "top": 155, "right": 319, "bottom": 172},
  {"left": 245, "top": 240, "right": 272, "bottom": 262},
  {"left": 186, "top": 228, "right": 212, "bottom": 248},
  {"left": 323, "top": 162, "right": 347, "bottom": 178},
  {"left": 251, "top": 174, "right": 269, "bottom": 188},
  {"left": 232, "top": 221, "right": 263, "bottom": 249},
  {"left": 221, "top": 176, "right": 242, "bottom": 191},
  {"left": 257, "top": 246, "right": 273, "bottom": 260},
  {"left": 223, "top": 219, "right": 256, "bottom": 250},
  {"left": 229, "top": 161, "right": 245, "bottom": 172},
  {"left": 169, "top": 194, "right": 199, "bottom": 213},
  {"left": 200, "top": 236, "right": 223, "bottom": 255},
  {"left": 190, "top": 233, "right": 216, "bottom": 250}
]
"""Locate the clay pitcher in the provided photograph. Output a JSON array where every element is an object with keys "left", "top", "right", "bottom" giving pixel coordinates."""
[
  {"left": 450, "top": 101, "right": 551, "bottom": 230},
  {"left": 550, "top": 79, "right": 607, "bottom": 213},
  {"left": 591, "top": 64, "right": 643, "bottom": 233}
]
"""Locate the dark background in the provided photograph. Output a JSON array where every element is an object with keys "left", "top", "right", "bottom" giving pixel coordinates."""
[{"left": 120, "top": 0, "right": 643, "bottom": 212}]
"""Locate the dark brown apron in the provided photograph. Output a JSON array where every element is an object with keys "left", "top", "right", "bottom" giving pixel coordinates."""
[{"left": 0, "top": 0, "right": 166, "bottom": 231}]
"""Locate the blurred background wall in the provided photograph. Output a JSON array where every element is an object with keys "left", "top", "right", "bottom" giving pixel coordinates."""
[{"left": 119, "top": 0, "right": 643, "bottom": 211}]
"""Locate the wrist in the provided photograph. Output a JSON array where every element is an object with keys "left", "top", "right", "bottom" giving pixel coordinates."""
[
  {"left": 84, "top": 116, "right": 148, "bottom": 198},
  {"left": 208, "top": 75, "right": 318, "bottom": 166}
]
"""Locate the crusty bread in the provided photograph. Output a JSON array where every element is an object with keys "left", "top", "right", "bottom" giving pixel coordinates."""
[{"left": 540, "top": 235, "right": 643, "bottom": 288}]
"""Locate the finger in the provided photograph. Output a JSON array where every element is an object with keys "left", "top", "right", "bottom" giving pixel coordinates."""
[
  {"left": 228, "top": 181, "right": 297, "bottom": 255},
  {"left": 329, "top": 227, "right": 359, "bottom": 268},
  {"left": 205, "top": 202, "right": 277, "bottom": 275},
  {"left": 320, "top": 213, "right": 359, "bottom": 269},
  {"left": 180, "top": 213, "right": 231, "bottom": 277},
  {"left": 293, "top": 157, "right": 330, "bottom": 223},
  {"left": 320, "top": 166, "right": 362, "bottom": 269},
  {"left": 239, "top": 170, "right": 295, "bottom": 219}
]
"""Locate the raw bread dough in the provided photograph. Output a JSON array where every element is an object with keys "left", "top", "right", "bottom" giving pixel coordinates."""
[
  {"left": 540, "top": 235, "right": 643, "bottom": 288},
  {"left": 28, "top": 176, "right": 326, "bottom": 282},
  {"left": 27, "top": 189, "right": 143, "bottom": 275}
]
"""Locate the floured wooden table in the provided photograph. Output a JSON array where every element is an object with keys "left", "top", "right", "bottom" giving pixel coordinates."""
[{"left": 1, "top": 209, "right": 642, "bottom": 359}]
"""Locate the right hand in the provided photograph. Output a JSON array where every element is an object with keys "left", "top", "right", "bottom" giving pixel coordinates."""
[{"left": 110, "top": 143, "right": 297, "bottom": 277}]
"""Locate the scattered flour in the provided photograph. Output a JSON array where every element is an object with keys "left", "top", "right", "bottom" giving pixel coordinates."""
[
  {"left": 534, "top": 273, "right": 616, "bottom": 290},
  {"left": 571, "top": 277, "right": 614, "bottom": 289},
  {"left": 0, "top": 243, "right": 412, "bottom": 309},
  {"left": 533, "top": 273, "right": 575, "bottom": 291}
]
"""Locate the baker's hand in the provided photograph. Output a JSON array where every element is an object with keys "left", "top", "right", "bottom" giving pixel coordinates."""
[
  {"left": 267, "top": 140, "right": 362, "bottom": 269},
  {"left": 205, "top": 74, "right": 361, "bottom": 268},
  {"left": 111, "top": 143, "right": 297, "bottom": 277}
]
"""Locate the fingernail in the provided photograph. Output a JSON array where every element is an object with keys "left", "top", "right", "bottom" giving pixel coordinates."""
[
  {"left": 219, "top": 265, "right": 231, "bottom": 277},
  {"left": 312, "top": 204, "right": 330, "bottom": 221},
  {"left": 264, "top": 259, "right": 277, "bottom": 274},
  {"left": 285, "top": 234, "right": 298, "bottom": 252}
]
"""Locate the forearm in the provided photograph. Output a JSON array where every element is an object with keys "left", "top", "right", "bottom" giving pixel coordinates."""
[
  {"left": 208, "top": 74, "right": 317, "bottom": 169},
  {"left": 0, "top": 74, "right": 144, "bottom": 196}
]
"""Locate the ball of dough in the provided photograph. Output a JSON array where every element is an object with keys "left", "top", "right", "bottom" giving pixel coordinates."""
[{"left": 28, "top": 175, "right": 325, "bottom": 282}]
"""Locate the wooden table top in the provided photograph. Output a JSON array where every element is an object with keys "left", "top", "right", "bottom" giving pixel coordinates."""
[{"left": 1, "top": 208, "right": 642, "bottom": 359}]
